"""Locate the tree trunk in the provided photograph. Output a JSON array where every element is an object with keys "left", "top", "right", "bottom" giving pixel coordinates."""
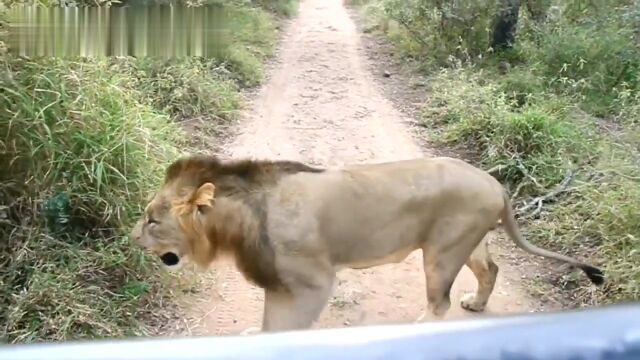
[{"left": 491, "top": 0, "right": 520, "bottom": 51}]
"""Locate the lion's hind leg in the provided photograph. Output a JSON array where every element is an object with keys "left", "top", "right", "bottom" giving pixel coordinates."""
[
  {"left": 460, "top": 236, "right": 498, "bottom": 312},
  {"left": 420, "top": 222, "right": 488, "bottom": 319}
]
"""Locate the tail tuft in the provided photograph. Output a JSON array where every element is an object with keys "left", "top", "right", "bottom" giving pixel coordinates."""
[{"left": 580, "top": 264, "right": 605, "bottom": 286}]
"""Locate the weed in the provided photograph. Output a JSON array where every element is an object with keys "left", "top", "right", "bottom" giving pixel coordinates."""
[{"left": 0, "top": 58, "right": 188, "bottom": 342}]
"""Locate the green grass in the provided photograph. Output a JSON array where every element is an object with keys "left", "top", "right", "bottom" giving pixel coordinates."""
[
  {"left": 0, "top": 58, "right": 187, "bottom": 343},
  {"left": 0, "top": 0, "right": 298, "bottom": 343},
  {"left": 114, "top": 57, "right": 242, "bottom": 121},
  {"left": 423, "top": 68, "right": 596, "bottom": 196},
  {"left": 221, "top": 3, "right": 279, "bottom": 87},
  {"left": 527, "top": 138, "right": 640, "bottom": 304},
  {"left": 250, "top": 0, "right": 298, "bottom": 18},
  {"left": 521, "top": 23, "right": 640, "bottom": 117},
  {"left": 352, "top": 0, "right": 640, "bottom": 306}
]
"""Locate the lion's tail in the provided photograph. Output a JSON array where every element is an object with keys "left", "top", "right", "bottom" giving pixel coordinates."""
[{"left": 500, "top": 191, "right": 605, "bottom": 286}]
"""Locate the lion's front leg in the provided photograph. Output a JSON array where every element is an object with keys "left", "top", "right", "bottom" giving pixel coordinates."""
[{"left": 261, "top": 277, "right": 334, "bottom": 332}]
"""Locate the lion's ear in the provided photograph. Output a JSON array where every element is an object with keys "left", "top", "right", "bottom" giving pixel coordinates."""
[
  {"left": 171, "top": 183, "right": 216, "bottom": 217},
  {"left": 192, "top": 182, "right": 215, "bottom": 212}
]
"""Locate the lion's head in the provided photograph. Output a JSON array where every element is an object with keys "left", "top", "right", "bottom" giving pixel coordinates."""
[{"left": 130, "top": 181, "right": 217, "bottom": 271}]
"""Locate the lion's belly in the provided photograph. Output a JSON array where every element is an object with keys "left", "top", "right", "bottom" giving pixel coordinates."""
[
  {"left": 322, "top": 209, "right": 426, "bottom": 268},
  {"left": 336, "top": 245, "right": 417, "bottom": 271}
]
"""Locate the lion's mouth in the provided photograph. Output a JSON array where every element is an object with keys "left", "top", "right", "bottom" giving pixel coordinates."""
[{"left": 160, "top": 252, "right": 180, "bottom": 266}]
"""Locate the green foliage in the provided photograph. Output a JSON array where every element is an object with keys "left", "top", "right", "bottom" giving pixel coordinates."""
[
  {"left": 221, "top": 3, "right": 279, "bottom": 86},
  {"left": 362, "top": 0, "right": 640, "bottom": 119},
  {"left": 0, "top": 0, "right": 285, "bottom": 343},
  {"left": 113, "top": 58, "right": 242, "bottom": 121},
  {"left": 424, "top": 69, "right": 596, "bottom": 195},
  {"left": 0, "top": 58, "right": 185, "bottom": 342},
  {"left": 527, "top": 139, "right": 640, "bottom": 304},
  {"left": 497, "top": 67, "right": 546, "bottom": 107},
  {"left": 523, "top": 20, "right": 640, "bottom": 117},
  {"left": 250, "top": 0, "right": 298, "bottom": 17},
  {"left": 377, "top": 0, "right": 498, "bottom": 65}
]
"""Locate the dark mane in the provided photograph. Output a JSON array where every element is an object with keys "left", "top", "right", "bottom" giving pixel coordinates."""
[
  {"left": 164, "top": 154, "right": 323, "bottom": 291},
  {"left": 165, "top": 154, "right": 324, "bottom": 197}
]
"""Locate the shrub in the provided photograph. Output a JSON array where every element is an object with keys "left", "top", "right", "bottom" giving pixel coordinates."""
[
  {"left": 526, "top": 23, "right": 640, "bottom": 117},
  {"left": 114, "top": 58, "right": 242, "bottom": 121},
  {"left": 423, "top": 69, "right": 596, "bottom": 195},
  {"left": 250, "top": 0, "right": 298, "bottom": 17},
  {"left": 497, "top": 67, "right": 546, "bottom": 107},
  {"left": 379, "top": 0, "right": 497, "bottom": 65},
  {"left": 0, "top": 57, "right": 186, "bottom": 342}
]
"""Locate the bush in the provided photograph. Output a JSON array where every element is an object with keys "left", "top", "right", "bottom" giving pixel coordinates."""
[
  {"left": 114, "top": 58, "right": 242, "bottom": 121},
  {"left": 524, "top": 22, "right": 640, "bottom": 117},
  {"left": 250, "top": 0, "right": 298, "bottom": 17},
  {"left": 423, "top": 69, "right": 596, "bottom": 195},
  {"left": 0, "top": 58, "right": 186, "bottom": 342},
  {"left": 379, "top": 0, "right": 497, "bottom": 65},
  {"left": 528, "top": 139, "right": 640, "bottom": 304},
  {"left": 361, "top": 0, "right": 640, "bottom": 120},
  {"left": 0, "top": 0, "right": 288, "bottom": 344},
  {"left": 497, "top": 67, "right": 546, "bottom": 107},
  {"left": 221, "top": 3, "right": 279, "bottom": 86}
]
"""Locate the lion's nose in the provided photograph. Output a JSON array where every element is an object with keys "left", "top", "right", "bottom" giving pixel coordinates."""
[{"left": 160, "top": 252, "right": 180, "bottom": 266}]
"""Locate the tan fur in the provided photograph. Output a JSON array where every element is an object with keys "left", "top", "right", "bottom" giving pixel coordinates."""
[{"left": 131, "top": 155, "right": 604, "bottom": 333}]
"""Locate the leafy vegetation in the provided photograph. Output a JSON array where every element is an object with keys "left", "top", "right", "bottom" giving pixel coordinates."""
[
  {"left": 0, "top": 0, "right": 297, "bottom": 343},
  {"left": 352, "top": 0, "right": 640, "bottom": 306}
]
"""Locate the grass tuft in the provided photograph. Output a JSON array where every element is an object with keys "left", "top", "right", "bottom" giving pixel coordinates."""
[{"left": 0, "top": 58, "right": 187, "bottom": 343}]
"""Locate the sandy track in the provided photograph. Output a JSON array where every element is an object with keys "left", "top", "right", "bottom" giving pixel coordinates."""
[{"left": 187, "top": 0, "right": 546, "bottom": 336}]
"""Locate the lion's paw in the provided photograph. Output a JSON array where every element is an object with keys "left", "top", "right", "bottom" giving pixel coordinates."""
[
  {"left": 239, "top": 326, "right": 261, "bottom": 336},
  {"left": 460, "top": 293, "right": 486, "bottom": 312}
]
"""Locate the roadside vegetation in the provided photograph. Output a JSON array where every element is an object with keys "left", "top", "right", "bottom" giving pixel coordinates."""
[
  {"left": 0, "top": 0, "right": 296, "bottom": 343},
  {"left": 350, "top": 0, "right": 640, "bottom": 306}
]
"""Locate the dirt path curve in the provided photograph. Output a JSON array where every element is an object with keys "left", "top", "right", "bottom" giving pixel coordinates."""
[{"left": 187, "top": 0, "right": 546, "bottom": 336}]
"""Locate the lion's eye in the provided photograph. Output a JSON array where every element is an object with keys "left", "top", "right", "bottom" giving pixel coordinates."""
[{"left": 147, "top": 218, "right": 159, "bottom": 226}]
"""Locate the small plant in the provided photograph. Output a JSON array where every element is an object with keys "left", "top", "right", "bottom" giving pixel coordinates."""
[{"left": 497, "top": 67, "right": 546, "bottom": 108}]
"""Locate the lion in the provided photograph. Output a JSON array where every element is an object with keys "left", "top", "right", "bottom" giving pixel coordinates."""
[{"left": 130, "top": 154, "right": 604, "bottom": 333}]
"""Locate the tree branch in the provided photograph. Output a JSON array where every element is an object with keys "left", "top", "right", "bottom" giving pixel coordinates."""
[{"left": 516, "top": 169, "right": 579, "bottom": 218}]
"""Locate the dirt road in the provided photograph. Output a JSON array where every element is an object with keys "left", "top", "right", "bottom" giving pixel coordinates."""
[{"left": 185, "top": 0, "right": 547, "bottom": 336}]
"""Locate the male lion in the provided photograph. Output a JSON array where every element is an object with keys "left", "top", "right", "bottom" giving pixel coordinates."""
[{"left": 130, "top": 155, "right": 604, "bottom": 332}]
